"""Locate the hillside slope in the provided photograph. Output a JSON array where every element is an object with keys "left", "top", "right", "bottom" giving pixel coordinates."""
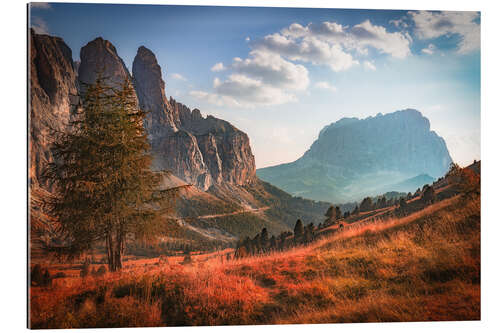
[{"left": 30, "top": 171, "right": 480, "bottom": 327}]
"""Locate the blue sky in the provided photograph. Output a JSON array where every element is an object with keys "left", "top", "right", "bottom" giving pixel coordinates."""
[{"left": 30, "top": 3, "right": 480, "bottom": 168}]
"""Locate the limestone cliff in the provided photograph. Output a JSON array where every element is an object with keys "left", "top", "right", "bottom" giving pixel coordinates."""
[
  {"left": 29, "top": 29, "right": 78, "bottom": 191},
  {"left": 132, "top": 46, "right": 256, "bottom": 190}
]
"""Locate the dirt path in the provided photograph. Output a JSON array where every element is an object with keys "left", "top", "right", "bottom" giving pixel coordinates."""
[{"left": 194, "top": 206, "right": 270, "bottom": 219}]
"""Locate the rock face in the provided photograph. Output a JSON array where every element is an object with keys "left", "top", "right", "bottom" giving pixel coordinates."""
[
  {"left": 257, "top": 109, "right": 452, "bottom": 203},
  {"left": 78, "top": 37, "right": 132, "bottom": 89},
  {"left": 30, "top": 32, "right": 256, "bottom": 193},
  {"left": 132, "top": 46, "right": 178, "bottom": 137},
  {"left": 29, "top": 29, "right": 78, "bottom": 191},
  {"left": 132, "top": 46, "right": 256, "bottom": 190}
]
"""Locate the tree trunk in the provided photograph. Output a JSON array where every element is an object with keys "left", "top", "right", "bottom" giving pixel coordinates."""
[
  {"left": 106, "top": 232, "right": 115, "bottom": 272},
  {"left": 106, "top": 227, "right": 125, "bottom": 272},
  {"left": 114, "top": 230, "right": 124, "bottom": 270}
]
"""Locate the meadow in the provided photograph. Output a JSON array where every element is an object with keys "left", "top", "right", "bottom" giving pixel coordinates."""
[{"left": 29, "top": 188, "right": 480, "bottom": 328}]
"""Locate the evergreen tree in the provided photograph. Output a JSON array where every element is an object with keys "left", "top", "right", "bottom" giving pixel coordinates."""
[
  {"left": 325, "top": 205, "right": 335, "bottom": 220},
  {"left": 43, "top": 75, "right": 178, "bottom": 271},
  {"left": 360, "top": 197, "right": 373, "bottom": 212},
  {"left": 335, "top": 206, "right": 342, "bottom": 220},
  {"left": 269, "top": 235, "right": 277, "bottom": 250},
  {"left": 305, "top": 222, "right": 315, "bottom": 242},
  {"left": 252, "top": 234, "right": 261, "bottom": 254},
  {"left": 260, "top": 228, "right": 269, "bottom": 249},
  {"left": 294, "top": 219, "right": 304, "bottom": 241},
  {"left": 422, "top": 186, "right": 436, "bottom": 204}
]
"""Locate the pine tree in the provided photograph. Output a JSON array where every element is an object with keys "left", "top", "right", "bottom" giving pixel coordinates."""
[
  {"left": 260, "top": 227, "right": 269, "bottom": 249},
  {"left": 335, "top": 206, "right": 342, "bottom": 220},
  {"left": 325, "top": 205, "right": 334, "bottom": 220},
  {"left": 269, "top": 235, "right": 277, "bottom": 250},
  {"left": 294, "top": 219, "right": 304, "bottom": 241},
  {"left": 360, "top": 197, "right": 373, "bottom": 212},
  {"left": 43, "top": 75, "right": 178, "bottom": 271},
  {"left": 422, "top": 186, "right": 436, "bottom": 205},
  {"left": 305, "top": 222, "right": 315, "bottom": 242}
]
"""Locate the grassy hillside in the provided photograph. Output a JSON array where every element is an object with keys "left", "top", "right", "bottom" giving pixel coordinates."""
[{"left": 30, "top": 181, "right": 479, "bottom": 328}]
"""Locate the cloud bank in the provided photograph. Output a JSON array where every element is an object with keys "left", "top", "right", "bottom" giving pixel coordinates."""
[{"left": 191, "top": 11, "right": 479, "bottom": 108}]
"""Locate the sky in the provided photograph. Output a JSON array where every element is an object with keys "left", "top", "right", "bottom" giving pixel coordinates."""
[{"left": 30, "top": 2, "right": 480, "bottom": 168}]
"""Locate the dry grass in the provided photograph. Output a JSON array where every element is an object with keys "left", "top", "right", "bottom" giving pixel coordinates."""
[{"left": 29, "top": 193, "right": 480, "bottom": 328}]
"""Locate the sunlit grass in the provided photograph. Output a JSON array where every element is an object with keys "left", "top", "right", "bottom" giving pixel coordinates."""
[{"left": 29, "top": 193, "right": 480, "bottom": 328}]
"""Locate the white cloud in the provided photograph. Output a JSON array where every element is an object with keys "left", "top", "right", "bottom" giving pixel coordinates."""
[
  {"left": 171, "top": 73, "right": 187, "bottom": 81},
  {"left": 202, "top": 18, "right": 415, "bottom": 108},
  {"left": 214, "top": 74, "right": 296, "bottom": 106},
  {"left": 314, "top": 81, "right": 337, "bottom": 92},
  {"left": 349, "top": 20, "right": 411, "bottom": 58},
  {"left": 389, "top": 18, "right": 409, "bottom": 29},
  {"left": 279, "top": 20, "right": 411, "bottom": 59},
  {"left": 196, "top": 50, "right": 309, "bottom": 107},
  {"left": 281, "top": 22, "right": 346, "bottom": 42},
  {"left": 190, "top": 73, "right": 297, "bottom": 108},
  {"left": 231, "top": 50, "right": 309, "bottom": 90},
  {"left": 422, "top": 43, "right": 436, "bottom": 55},
  {"left": 30, "top": 3, "right": 51, "bottom": 10},
  {"left": 252, "top": 33, "right": 358, "bottom": 72},
  {"left": 363, "top": 60, "right": 377, "bottom": 71},
  {"left": 210, "top": 62, "right": 226, "bottom": 72},
  {"left": 31, "top": 17, "right": 49, "bottom": 34},
  {"left": 245, "top": 37, "right": 250, "bottom": 42},
  {"left": 409, "top": 11, "right": 480, "bottom": 54}
]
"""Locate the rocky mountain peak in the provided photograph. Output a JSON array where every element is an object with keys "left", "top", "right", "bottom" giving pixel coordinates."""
[
  {"left": 78, "top": 37, "right": 131, "bottom": 89},
  {"left": 132, "top": 45, "right": 177, "bottom": 136},
  {"left": 132, "top": 46, "right": 257, "bottom": 189},
  {"left": 258, "top": 108, "right": 452, "bottom": 203}
]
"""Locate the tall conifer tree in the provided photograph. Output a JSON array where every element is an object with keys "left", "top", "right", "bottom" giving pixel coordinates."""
[{"left": 44, "top": 75, "right": 177, "bottom": 271}]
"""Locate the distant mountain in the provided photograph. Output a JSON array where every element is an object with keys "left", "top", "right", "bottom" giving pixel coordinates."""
[
  {"left": 258, "top": 110, "right": 452, "bottom": 203},
  {"left": 383, "top": 174, "right": 435, "bottom": 194}
]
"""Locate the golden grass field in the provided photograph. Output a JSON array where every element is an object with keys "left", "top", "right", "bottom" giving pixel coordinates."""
[{"left": 29, "top": 191, "right": 480, "bottom": 328}]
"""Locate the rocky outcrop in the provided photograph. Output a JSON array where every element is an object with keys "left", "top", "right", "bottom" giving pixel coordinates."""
[
  {"left": 132, "top": 46, "right": 178, "bottom": 137},
  {"left": 132, "top": 46, "right": 256, "bottom": 190},
  {"left": 78, "top": 37, "right": 131, "bottom": 90},
  {"left": 29, "top": 29, "right": 78, "bottom": 191},
  {"left": 258, "top": 109, "right": 453, "bottom": 203}
]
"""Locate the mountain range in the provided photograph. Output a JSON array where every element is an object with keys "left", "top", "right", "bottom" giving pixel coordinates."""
[
  {"left": 29, "top": 29, "right": 453, "bottom": 248},
  {"left": 28, "top": 30, "right": 330, "bottom": 249}
]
